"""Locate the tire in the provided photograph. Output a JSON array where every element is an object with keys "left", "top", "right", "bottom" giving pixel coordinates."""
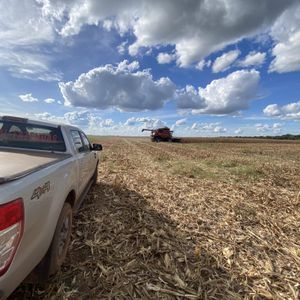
[
  {"left": 25, "top": 202, "right": 73, "bottom": 282},
  {"left": 92, "top": 163, "right": 99, "bottom": 186},
  {"left": 44, "top": 203, "right": 73, "bottom": 276}
]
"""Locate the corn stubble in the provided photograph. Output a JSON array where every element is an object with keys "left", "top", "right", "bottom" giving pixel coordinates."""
[{"left": 12, "top": 138, "right": 300, "bottom": 299}]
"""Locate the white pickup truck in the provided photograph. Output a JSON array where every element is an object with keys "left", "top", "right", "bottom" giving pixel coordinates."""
[{"left": 0, "top": 116, "right": 102, "bottom": 299}]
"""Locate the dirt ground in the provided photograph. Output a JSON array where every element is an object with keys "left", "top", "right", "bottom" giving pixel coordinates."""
[{"left": 11, "top": 138, "right": 300, "bottom": 299}]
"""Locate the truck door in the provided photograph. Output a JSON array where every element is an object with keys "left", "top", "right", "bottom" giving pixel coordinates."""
[
  {"left": 70, "top": 130, "right": 91, "bottom": 195},
  {"left": 79, "top": 131, "right": 96, "bottom": 180}
]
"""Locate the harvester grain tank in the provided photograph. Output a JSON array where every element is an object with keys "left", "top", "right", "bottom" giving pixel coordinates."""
[{"left": 142, "top": 127, "right": 181, "bottom": 142}]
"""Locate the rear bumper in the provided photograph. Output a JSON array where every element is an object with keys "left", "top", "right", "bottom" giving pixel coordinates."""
[
  {"left": 0, "top": 256, "right": 35, "bottom": 299},
  {"left": 0, "top": 271, "right": 22, "bottom": 299}
]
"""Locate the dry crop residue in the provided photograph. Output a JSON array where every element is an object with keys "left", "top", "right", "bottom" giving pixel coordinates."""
[{"left": 12, "top": 138, "right": 300, "bottom": 299}]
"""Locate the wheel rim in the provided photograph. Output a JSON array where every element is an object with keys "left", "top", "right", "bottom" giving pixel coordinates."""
[{"left": 58, "top": 215, "right": 70, "bottom": 258}]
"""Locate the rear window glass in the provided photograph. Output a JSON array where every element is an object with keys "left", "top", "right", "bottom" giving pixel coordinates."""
[{"left": 0, "top": 120, "right": 66, "bottom": 151}]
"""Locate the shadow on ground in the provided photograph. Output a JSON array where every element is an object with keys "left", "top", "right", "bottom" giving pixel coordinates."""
[{"left": 10, "top": 182, "right": 243, "bottom": 299}]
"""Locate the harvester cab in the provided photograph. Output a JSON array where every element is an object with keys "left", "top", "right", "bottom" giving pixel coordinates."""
[{"left": 142, "top": 127, "right": 181, "bottom": 142}]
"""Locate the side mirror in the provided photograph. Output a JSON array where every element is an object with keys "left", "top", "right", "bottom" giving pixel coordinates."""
[{"left": 92, "top": 143, "right": 102, "bottom": 151}]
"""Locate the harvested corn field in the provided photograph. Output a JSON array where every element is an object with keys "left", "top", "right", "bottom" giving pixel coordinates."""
[{"left": 12, "top": 138, "right": 300, "bottom": 299}]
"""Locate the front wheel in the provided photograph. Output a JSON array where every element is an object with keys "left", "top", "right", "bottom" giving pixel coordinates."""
[{"left": 92, "top": 163, "right": 99, "bottom": 186}]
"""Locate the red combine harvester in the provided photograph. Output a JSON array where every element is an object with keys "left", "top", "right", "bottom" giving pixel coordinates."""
[{"left": 142, "top": 127, "right": 181, "bottom": 142}]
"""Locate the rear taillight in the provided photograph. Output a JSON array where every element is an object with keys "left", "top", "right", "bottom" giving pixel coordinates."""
[{"left": 0, "top": 198, "right": 24, "bottom": 276}]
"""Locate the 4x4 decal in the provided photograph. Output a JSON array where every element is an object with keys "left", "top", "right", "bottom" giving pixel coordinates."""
[{"left": 31, "top": 181, "right": 50, "bottom": 200}]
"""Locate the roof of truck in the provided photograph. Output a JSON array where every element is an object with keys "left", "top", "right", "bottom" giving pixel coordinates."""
[{"left": 0, "top": 115, "right": 80, "bottom": 131}]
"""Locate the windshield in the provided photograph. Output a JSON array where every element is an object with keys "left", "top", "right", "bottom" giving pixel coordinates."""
[{"left": 0, "top": 120, "right": 66, "bottom": 152}]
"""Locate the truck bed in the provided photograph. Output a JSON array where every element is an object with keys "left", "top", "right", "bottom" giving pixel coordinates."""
[{"left": 0, "top": 148, "right": 71, "bottom": 184}]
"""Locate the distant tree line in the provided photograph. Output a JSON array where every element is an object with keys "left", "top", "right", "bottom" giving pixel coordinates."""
[{"left": 236, "top": 134, "right": 300, "bottom": 140}]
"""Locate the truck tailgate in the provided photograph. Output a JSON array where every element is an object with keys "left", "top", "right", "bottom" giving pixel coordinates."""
[{"left": 0, "top": 149, "right": 71, "bottom": 184}]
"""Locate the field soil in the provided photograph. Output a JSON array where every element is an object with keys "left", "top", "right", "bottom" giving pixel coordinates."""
[{"left": 12, "top": 138, "right": 300, "bottom": 299}]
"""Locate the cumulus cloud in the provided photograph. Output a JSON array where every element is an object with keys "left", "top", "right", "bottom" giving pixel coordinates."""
[
  {"left": 63, "top": 111, "right": 91, "bottom": 126},
  {"left": 124, "top": 117, "right": 137, "bottom": 126},
  {"left": 33, "top": 110, "right": 116, "bottom": 131},
  {"left": 44, "top": 98, "right": 56, "bottom": 104},
  {"left": 212, "top": 50, "right": 240, "bottom": 73},
  {"left": 239, "top": 51, "right": 266, "bottom": 67},
  {"left": 34, "top": 112, "right": 54, "bottom": 121},
  {"left": 117, "top": 41, "right": 128, "bottom": 55},
  {"left": 255, "top": 123, "right": 283, "bottom": 133},
  {"left": 59, "top": 60, "right": 175, "bottom": 112},
  {"left": 196, "top": 60, "right": 211, "bottom": 71},
  {"left": 191, "top": 122, "right": 227, "bottom": 133},
  {"left": 157, "top": 52, "right": 175, "bottom": 64},
  {"left": 235, "top": 128, "right": 243, "bottom": 135},
  {"left": 176, "top": 85, "right": 206, "bottom": 110},
  {"left": 269, "top": 3, "right": 300, "bottom": 73},
  {"left": 136, "top": 117, "right": 166, "bottom": 129},
  {"left": 121, "top": 117, "right": 167, "bottom": 129},
  {"left": 2, "top": 0, "right": 300, "bottom": 78},
  {"left": 263, "top": 101, "right": 300, "bottom": 119},
  {"left": 101, "top": 119, "right": 114, "bottom": 127},
  {"left": 175, "top": 118, "right": 187, "bottom": 126},
  {"left": 38, "top": 0, "right": 297, "bottom": 67},
  {"left": 177, "top": 69, "right": 260, "bottom": 114},
  {"left": 263, "top": 104, "right": 282, "bottom": 117},
  {"left": 19, "top": 93, "right": 38, "bottom": 102}
]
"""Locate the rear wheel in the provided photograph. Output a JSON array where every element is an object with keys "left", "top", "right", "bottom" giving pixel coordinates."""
[
  {"left": 47, "top": 202, "right": 72, "bottom": 275},
  {"left": 26, "top": 202, "right": 73, "bottom": 282}
]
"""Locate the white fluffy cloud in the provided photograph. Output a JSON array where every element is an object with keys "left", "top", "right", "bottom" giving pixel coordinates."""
[
  {"left": 191, "top": 122, "right": 227, "bottom": 133},
  {"left": 63, "top": 111, "right": 91, "bottom": 126},
  {"left": 176, "top": 85, "right": 206, "bottom": 110},
  {"left": 255, "top": 123, "right": 283, "bottom": 133},
  {"left": 263, "top": 104, "right": 282, "bottom": 117},
  {"left": 19, "top": 93, "right": 38, "bottom": 102},
  {"left": 117, "top": 41, "right": 128, "bottom": 55},
  {"left": 269, "top": 3, "right": 300, "bottom": 73},
  {"left": 212, "top": 50, "right": 240, "bottom": 73},
  {"left": 61, "top": 64, "right": 260, "bottom": 115},
  {"left": 235, "top": 128, "right": 243, "bottom": 135},
  {"left": 2, "top": 0, "right": 300, "bottom": 78},
  {"left": 157, "top": 52, "right": 175, "bottom": 64},
  {"left": 177, "top": 69, "right": 260, "bottom": 114},
  {"left": 196, "top": 60, "right": 211, "bottom": 71},
  {"left": 101, "top": 119, "right": 114, "bottom": 127},
  {"left": 263, "top": 101, "right": 300, "bottom": 119},
  {"left": 137, "top": 117, "right": 166, "bottom": 129},
  {"left": 44, "top": 98, "right": 56, "bottom": 104},
  {"left": 239, "top": 51, "right": 266, "bottom": 67},
  {"left": 38, "top": 0, "right": 297, "bottom": 67},
  {"left": 175, "top": 118, "right": 187, "bottom": 126},
  {"left": 59, "top": 60, "right": 175, "bottom": 112},
  {"left": 124, "top": 117, "right": 137, "bottom": 126},
  {"left": 34, "top": 110, "right": 116, "bottom": 131},
  {"left": 124, "top": 117, "right": 166, "bottom": 130}
]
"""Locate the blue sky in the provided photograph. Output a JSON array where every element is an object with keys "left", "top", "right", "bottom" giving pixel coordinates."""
[{"left": 0, "top": 0, "right": 300, "bottom": 136}]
